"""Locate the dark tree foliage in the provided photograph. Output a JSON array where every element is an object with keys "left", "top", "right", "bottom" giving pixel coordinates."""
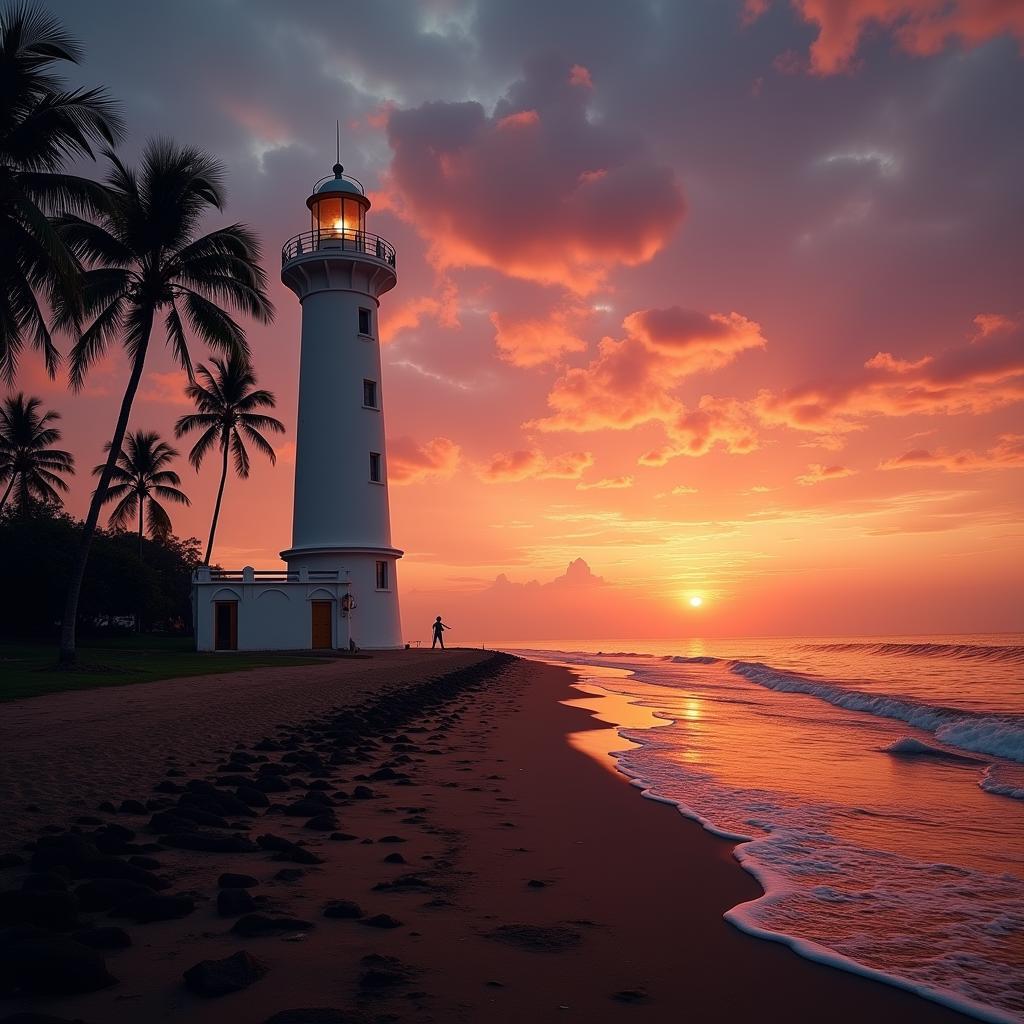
[{"left": 0, "top": 504, "right": 201, "bottom": 638}]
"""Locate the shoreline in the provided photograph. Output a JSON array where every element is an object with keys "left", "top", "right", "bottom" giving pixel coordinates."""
[
  {"left": 560, "top": 673, "right": 1014, "bottom": 1024},
  {"left": 0, "top": 651, "right": 979, "bottom": 1022}
]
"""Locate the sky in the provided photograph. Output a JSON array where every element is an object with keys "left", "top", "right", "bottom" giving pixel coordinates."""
[{"left": 16, "top": 0, "right": 1024, "bottom": 641}]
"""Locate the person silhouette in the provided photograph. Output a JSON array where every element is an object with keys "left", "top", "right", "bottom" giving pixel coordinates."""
[{"left": 432, "top": 616, "right": 451, "bottom": 649}]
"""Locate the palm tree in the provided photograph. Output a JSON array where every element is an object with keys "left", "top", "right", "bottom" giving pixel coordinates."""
[
  {"left": 94, "top": 430, "right": 190, "bottom": 556},
  {"left": 0, "top": 3, "right": 123, "bottom": 383},
  {"left": 0, "top": 391, "right": 74, "bottom": 512},
  {"left": 175, "top": 353, "right": 284, "bottom": 565},
  {"left": 56, "top": 140, "right": 273, "bottom": 663}
]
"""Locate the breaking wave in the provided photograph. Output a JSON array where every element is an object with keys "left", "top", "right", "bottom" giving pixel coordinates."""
[{"left": 729, "top": 661, "right": 1024, "bottom": 764}]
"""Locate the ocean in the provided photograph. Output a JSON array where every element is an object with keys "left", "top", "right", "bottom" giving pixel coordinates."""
[{"left": 493, "top": 635, "right": 1024, "bottom": 1023}]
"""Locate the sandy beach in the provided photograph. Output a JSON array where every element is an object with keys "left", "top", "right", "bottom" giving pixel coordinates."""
[{"left": 0, "top": 651, "right": 976, "bottom": 1023}]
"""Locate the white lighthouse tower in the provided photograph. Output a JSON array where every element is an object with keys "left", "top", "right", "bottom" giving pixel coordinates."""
[
  {"left": 278, "top": 162, "right": 402, "bottom": 648},
  {"left": 191, "top": 161, "right": 403, "bottom": 652}
]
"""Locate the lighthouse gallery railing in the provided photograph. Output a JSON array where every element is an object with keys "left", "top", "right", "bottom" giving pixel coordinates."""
[{"left": 281, "top": 229, "right": 396, "bottom": 268}]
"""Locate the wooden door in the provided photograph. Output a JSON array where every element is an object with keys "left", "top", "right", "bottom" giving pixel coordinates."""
[
  {"left": 214, "top": 601, "right": 238, "bottom": 651},
  {"left": 311, "top": 600, "right": 333, "bottom": 649}
]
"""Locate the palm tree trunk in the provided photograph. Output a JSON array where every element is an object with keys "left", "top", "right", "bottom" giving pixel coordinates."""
[
  {"left": 19, "top": 470, "right": 29, "bottom": 514},
  {"left": 204, "top": 428, "right": 230, "bottom": 566},
  {"left": 0, "top": 476, "right": 13, "bottom": 511},
  {"left": 59, "top": 310, "right": 154, "bottom": 666},
  {"left": 136, "top": 494, "right": 144, "bottom": 634}
]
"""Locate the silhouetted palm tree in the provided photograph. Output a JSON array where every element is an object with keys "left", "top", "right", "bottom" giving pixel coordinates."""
[
  {"left": 0, "top": 3, "right": 122, "bottom": 383},
  {"left": 175, "top": 353, "right": 284, "bottom": 565},
  {"left": 55, "top": 140, "right": 273, "bottom": 662},
  {"left": 0, "top": 391, "right": 74, "bottom": 512},
  {"left": 95, "top": 430, "right": 189, "bottom": 556}
]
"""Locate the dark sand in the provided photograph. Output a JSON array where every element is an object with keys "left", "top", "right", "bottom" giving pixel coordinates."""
[{"left": 0, "top": 652, "right": 974, "bottom": 1022}]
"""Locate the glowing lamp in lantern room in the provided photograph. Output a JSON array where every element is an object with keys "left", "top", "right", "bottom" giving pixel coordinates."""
[{"left": 308, "top": 163, "right": 368, "bottom": 244}]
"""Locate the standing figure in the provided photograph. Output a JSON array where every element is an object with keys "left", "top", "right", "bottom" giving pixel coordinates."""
[{"left": 432, "top": 616, "right": 451, "bottom": 649}]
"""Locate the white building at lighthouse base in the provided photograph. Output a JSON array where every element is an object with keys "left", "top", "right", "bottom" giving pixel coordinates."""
[{"left": 191, "top": 553, "right": 401, "bottom": 652}]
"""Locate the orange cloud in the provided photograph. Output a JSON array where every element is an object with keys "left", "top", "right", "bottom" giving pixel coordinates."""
[
  {"left": 864, "top": 351, "right": 932, "bottom": 373},
  {"left": 478, "top": 448, "right": 594, "bottom": 483},
  {"left": 576, "top": 475, "right": 634, "bottom": 491},
  {"left": 389, "top": 436, "right": 461, "bottom": 484},
  {"left": 490, "top": 307, "right": 587, "bottom": 368},
  {"left": 757, "top": 315, "right": 1024, "bottom": 439},
  {"left": 796, "top": 463, "right": 858, "bottom": 485},
  {"left": 972, "top": 312, "right": 1019, "bottom": 341},
  {"left": 569, "top": 64, "right": 593, "bottom": 88},
  {"left": 529, "top": 308, "right": 766, "bottom": 461},
  {"left": 381, "top": 279, "right": 459, "bottom": 342},
  {"left": 880, "top": 434, "right": 1024, "bottom": 473},
  {"left": 750, "top": 1, "right": 1024, "bottom": 75},
  {"left": 385, "top": 59, "right": 685, "bottom": 293}
]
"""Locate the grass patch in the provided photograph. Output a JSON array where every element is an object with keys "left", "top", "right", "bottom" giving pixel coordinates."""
[{"left": 0, "top": 636, "right": 322, "bottom": 702}]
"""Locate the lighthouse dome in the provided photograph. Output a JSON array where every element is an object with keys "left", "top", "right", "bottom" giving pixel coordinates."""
[{"left": 316, "top": 163, "right": 364, "bottom": 196}]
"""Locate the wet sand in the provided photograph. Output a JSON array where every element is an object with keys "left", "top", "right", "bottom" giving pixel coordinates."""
[{"left": 0, "top": 652, "right": 975, "bottom": 1022}]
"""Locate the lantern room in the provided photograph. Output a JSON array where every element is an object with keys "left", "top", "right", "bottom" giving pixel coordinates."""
[{"left": 307, "top": 163, "right": 370, "bottom": 242}]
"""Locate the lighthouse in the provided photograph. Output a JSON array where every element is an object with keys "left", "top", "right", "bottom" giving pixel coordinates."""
[
  {"left": 191, "top": 161, "right": 403, "bottom": 651},
  {"left": 279, "top": 163, "right": 402, "bottom": 649}
]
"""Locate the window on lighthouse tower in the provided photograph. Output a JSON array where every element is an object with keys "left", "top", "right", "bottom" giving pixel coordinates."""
[
  {"left": 369, "top": 451, "right": 382, "bottom": 483},
  {"left": 358, "top": 307, "right": 372, "bottom": 336},
  {"left": 363, "top": 379, "right": 378, "bottom": 409}
]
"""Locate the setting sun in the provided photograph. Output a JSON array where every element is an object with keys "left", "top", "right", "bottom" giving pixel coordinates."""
[{"left": 689, "top": 596, "right": 704, "bottom": 608}]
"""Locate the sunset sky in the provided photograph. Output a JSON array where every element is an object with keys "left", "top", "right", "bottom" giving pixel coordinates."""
[{"left": 22, "top": 0, "right": 1024, "bottom": 641}]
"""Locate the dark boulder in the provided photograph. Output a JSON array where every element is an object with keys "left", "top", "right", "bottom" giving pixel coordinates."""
[
  {"left": 0, "top": 889, "right": 79, "bottom": 930},
  {"left": 75, "top": 856, "right": 163, "bottom": 889},
  {"left": 283, "top": 798, "right": 333, "bottom": 818},
  {"left": 90, "top": 824, "right": 135, "bottom": 855},
  {"left": 218, "top": 872, "right": 258, "bottom": 889},
  {"left": 252, "top": 775, "right": 290, "bottom": 794},
  {"left": 230, "top": 913, "right": 314, "bottom": 937},
  {"left": 358, "top": 953, "right": 414, "bottom": 990},
  {"left": 180, "top": 790, "right": 253, "bottom": 818},
  {"left": 74, "top": 878, "right": 153, "bottom": 913},
  {"left": 303, "top": 814, "right": 337, "bottom": 831},
  {"left": 360, "top": 913, "right": 402, "bottom": 929},
  {"left": 322, "top": 900, "right": 363, "bottom": 919},
  {"left": 150, "top": 807, "right": 229, "bottom": 832},
  {"left": 182, "top": 949, "right": 268, "bottom": 997},
  {"left": 235, "top": 786, "right": 270, "bottom": 808},
  {"left": 160, "top": 831, "right": 258, "bottom": 853},
  {"left": 128, "top": 855, "right": 161, "bottom": 870},
  {"left": 217, "top": 888, "right": 256, "bottom": 917},
  {"left": 256, "top": 835, "right": 324, "bottom": 865},
  {"left": 0, "top": 927, "right": 116, "bottom": 994},
  {"left": 30, "top": 834, "right": 99, "bottom": 874},
  {"left": 126, "top": 893, "right": 195, "bottom": 924}
]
